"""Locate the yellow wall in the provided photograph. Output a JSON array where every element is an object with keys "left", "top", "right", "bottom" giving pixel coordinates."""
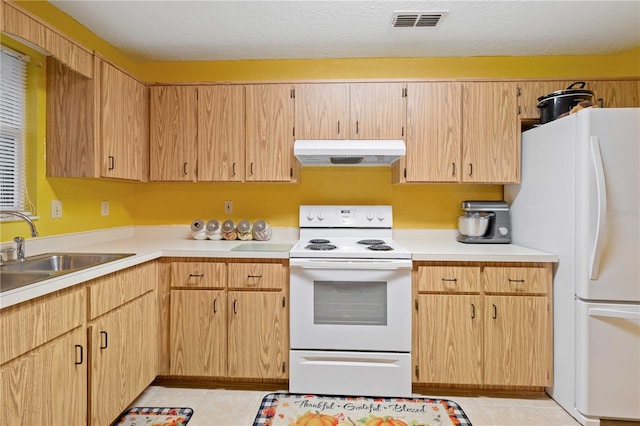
[{"left": 1, "top": 1, "right": 639, "bottom": 242}]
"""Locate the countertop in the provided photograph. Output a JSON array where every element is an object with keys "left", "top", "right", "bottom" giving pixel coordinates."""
[{"left": 0, "top": 226, "right": 557, "bottom": 308}]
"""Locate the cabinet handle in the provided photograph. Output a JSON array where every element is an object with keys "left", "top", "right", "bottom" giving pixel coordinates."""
[
  {"left": 233, "top": 299, "right": 237, "bottom": 314},
  {"left": 414, "top": 298, "right": 418, "bottom": 311},
  {"left": 250, "top": 162, "right": 254, "bottom": 176},
  {"left": 355, "top": 120, "right": 359, "bottom": 134},
  {"left": 471, "top": 303, "right": 476, "bottom": 319},
  {"left": 451, "top": 162, "right": 456, "bottom": 177},
  {"left": 508, "top": 278, "right": 525, "bottom": 283},
  {"left": 492, "top": 304, "right": 498, "bottom": 320},
  {"left": 232, "top": 162, "right": 236, "bottom": 176},
  {"left": 282, "top": 361, "right": 286, "bottom": 373},
  {"left": 74, "top": 344, "right": 84, "bottom": 365},
  {"left": 100, "top": 331, "right": 108, "bottom": 349},
  {"left": 598, "top": 98, "right": 604, "bottom": 108},
  {"left": 415, "top": 365, "right": 420, "bottom": 378},
  {"left": 282, "top": 296, "right": 286, "bottom": 308},
  {"left": 213, "top": 298, "right": 218, "bottom": 313},
  {"left": 183, "top": 162, "right": 188, "bottom": 176},
  {"left": 442, "top": 278, "right": 457, "bottom": 282},
  {"left": 247, "top": 274, "right": 262, "bottom": 279},
  {"left": 189, "top": 273, "right": 204, "bottom": 278},
  {"left": 468, "top": 163, "right": 473, "bottom": 177},
  {"left": 108, "top": 155, "right": 115, "bottom": 171}
]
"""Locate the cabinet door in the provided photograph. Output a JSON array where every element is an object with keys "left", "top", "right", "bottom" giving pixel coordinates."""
[
  {"left": 90, "top": 293, "right": 157, "bottom": 426},
  {"left": 416, "top": 295, "right": 482, "bottom": 385},
  {"left": 228, "top": 291, "right": 288, "bottom": 379},
  {"left": 198, "top": 85, "right": 245, "bottom": 181},
  {"left": 589, "top": 80, "right": 640, "bottom": 108},
  {"left": 0, "top": 327, "right": 87, "bottom": 426},
  {"left": 295, "top": 83, "right": 349, "bottom": 139},
  {"left": 350, "top": 83, "right": 406, "bottom": 139},
  {"left": 245, "top": 84, "right": 295, "bottom": 181},
  {"left": 100, "top": 59, "right": 147, "bottom": 180},
  {"left": 149, "top": 85, "right": 197, "bottom": 181},
  {"left": 405, "top": 82, "right": 462, "bottom": 182},
  {"left": 462, "top": 82, "right": 519, "bottom": 183},
  {"left": 484, "top": 295, "right": 550, "bottom": 387},
  {"left": 170, "top": 290, "right": 227, "bottom": 376}
]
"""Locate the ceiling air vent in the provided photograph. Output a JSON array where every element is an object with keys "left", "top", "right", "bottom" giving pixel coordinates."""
[{"left": 391, "top": 11, "right": 448, "bottom": 28}]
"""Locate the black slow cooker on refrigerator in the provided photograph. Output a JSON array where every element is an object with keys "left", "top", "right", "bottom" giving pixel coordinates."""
[{"left": 536, "top": 81, "right": 594, "bottom": 124}]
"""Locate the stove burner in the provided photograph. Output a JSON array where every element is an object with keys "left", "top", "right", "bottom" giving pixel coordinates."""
[
  {"left": 367, "top": 244, "right": 393, "bottom": 251},
  {"left": 309, "top": 239, "right": 331, "bottom": 244},
  {"left": 358, "top": 239, "right": 386, "bottom": 245},
  {"left": 305, "top": 243, "right": 337, "bottom": 251}
]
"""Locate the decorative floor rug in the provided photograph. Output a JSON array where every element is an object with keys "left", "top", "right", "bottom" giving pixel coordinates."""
[
  {"left": 253, "top": 393, "right": 472, "bottom": 426},
  {"left": 113, "top": 407, "right": 193, "bottom": 426}
]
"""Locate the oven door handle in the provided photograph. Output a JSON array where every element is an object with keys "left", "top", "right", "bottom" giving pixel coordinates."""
[{"left": 290, "top": 259, "right": 412, "bottom": 270}]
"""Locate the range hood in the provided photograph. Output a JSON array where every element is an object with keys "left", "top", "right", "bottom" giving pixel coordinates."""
[{"left": 294, "top": 139, "right": 405, "bottom": 166}]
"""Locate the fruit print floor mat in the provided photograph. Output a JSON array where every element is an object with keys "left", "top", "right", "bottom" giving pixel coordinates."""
[
  {"left": 113, "top": 407, "right": 193, "bottom": 426},
  {"left": 253, "top": 393, "right": 472, "bottom": 426}
]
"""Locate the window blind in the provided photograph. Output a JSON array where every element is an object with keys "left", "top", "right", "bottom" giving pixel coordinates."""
[{"left": 0, "top": 46, "right": 29, "bottom": 211}]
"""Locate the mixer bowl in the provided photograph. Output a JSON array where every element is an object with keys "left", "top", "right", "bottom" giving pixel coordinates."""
[{"left": 458, "top": 215, "right": 490, "bottom": 237}]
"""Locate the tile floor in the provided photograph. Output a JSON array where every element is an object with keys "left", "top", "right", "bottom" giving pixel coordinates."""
[{"left": 130, "top": 385, "right": 582, "bottom": 425}]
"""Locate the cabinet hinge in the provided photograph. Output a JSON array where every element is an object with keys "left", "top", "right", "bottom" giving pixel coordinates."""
[
  {"left": 517, "top": 105, "right": 522, "bottom": 115},
  {"left": 414, "top": 298, "right": 418, "bottom": 310},
  {"left": 402, "top": 87, "right": 407, "bottom": 98},
  {"left": 516, "top": 86, "right": 522, "bottom": 97},
  {"left": 282, "top": 296, "right": 286, "bottom": 308},
  {"left": 290, "top": 168, "right": 294, "bottom": 177},
  {"left": 290, "top": 88, "right": 295, "bottom": 99},
  {"left": 415, "top": 365, "right": 419, "bottom": 378},
  {"left": 282, "top": 361, "right": 287, "bottom": 373},
  {"left": 404, "top": 168, "right": 407, "bottom": 179},
  {"left": 292, "top": 126, "right": 295, "bottom": 137}
]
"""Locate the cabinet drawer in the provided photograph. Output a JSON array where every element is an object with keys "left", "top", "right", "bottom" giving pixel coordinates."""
[
  {"left": 417, "top": 266, "right": 481, "bottom": 293},
  {"left": 228, "top": 263, "right": 285, "bottom": 291},
  {"left": 171, "top": 262, "right": 226, "bottom": 289},
  {"left": 483, "top": 266, "right": 550, "bottom": 294},
  {"left": 0, "top": 286, "right": 84, "bottom": 365},
  {"left": 88, "top": 262, "right": 156, "bottom": 319}
]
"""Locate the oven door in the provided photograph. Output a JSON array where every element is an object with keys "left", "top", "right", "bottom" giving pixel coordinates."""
[{"left": 290, "top": 258, "right": 412, "bottom": 352}]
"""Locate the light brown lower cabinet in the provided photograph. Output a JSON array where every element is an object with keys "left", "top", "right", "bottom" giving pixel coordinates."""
[
  {"left": 0, "top": 327, "right": 87, "bottom": 425},
  {"left": 89, "top": 291, "right": 157, "bottom": 426},
  {"left": 414, "top": 262, "right": 552, "bottom": 388},
  {"left": 170, "top": 289, "right": 227, "bottom": 376},
  {"left": 227, "top": 291, "right": 288, "bottom": 379}
]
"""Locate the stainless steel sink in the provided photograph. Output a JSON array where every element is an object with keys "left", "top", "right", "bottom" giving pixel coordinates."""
[{"left": 1, "top": 252, "right": 135, "bottom": 293}]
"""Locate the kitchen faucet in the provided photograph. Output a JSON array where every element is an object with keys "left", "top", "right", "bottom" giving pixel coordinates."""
[{"left": 1, "top": 211, "right": 39, "bottom": 262}]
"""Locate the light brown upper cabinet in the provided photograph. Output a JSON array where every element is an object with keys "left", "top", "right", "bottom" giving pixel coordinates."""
[
  {"left": 245, "top": 84, "right": 296, "bottom": 182},
  {"left": 294, "top": 83, "right": 350, "bottom": 139},
  {"left": 99, "top": 59, "right": 148, "bottom": 180},
  {"left": 395, "top": 82, "right": 462, "bottom": 183},
  {"left": 517, "top": 80, "right": 574, "bottom": 120},
  {"left": 197, "top": 85, "right": 246, "bottom": 182},
  {"left": 588, "top": 80, "right": 640, "bottom": 108},
  {"left": 47, "top": 56, "right": 148, "bottom": 181},
  {"left": 462, "top": 82, "right": 520, "bottom": 183},
  {"left": 149, "top": 85, "right": 198, "bottom": 181},
  {"left": 294, "top": 82, "right": 406, "bottom": 140},
  {"left": 2, "top": 0, "right": 92, "bottom": 77}
]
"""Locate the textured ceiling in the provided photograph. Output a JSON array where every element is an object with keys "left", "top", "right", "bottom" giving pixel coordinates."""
[{"left": 48, "top": 0, "right": 640, "bottom": 62}]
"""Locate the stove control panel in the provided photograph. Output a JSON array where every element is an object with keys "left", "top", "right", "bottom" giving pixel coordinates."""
[{"left": 299, "top": 205, "right": 393, "bottom": 228}]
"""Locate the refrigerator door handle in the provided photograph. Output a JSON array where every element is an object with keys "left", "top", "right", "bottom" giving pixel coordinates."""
[
  {"left": 588, "top": 308, "right": 640, "bottom": 321},
  {"left": 589, "top": 136, "right": 607, "bottom": 280}
]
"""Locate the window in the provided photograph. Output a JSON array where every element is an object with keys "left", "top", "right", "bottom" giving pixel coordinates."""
[{"left": 0, "top": 46, "right": 29, "bottom": 212}]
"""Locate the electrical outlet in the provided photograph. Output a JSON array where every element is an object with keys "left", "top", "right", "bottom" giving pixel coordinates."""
[
  {"left": 51, "top": 200, "right": 62, "bottom": 218},
  {"left": 224, "top": 200, "right": 233, "bottom": 214},
  {"left": 101, "top": 200, "right": 110, "bottom": 216}
]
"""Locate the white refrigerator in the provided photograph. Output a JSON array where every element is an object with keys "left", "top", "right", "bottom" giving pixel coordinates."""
[{"left": 505, "top": 108, "right": 640, "bottom": 425}]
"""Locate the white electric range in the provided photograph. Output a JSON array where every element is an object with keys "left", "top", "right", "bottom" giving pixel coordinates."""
[{"left": 289, "top": 205, "right": 412, "bottom": 397}]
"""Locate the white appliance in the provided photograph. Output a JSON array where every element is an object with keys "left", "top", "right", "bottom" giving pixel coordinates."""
[
  {"left": 505, "top": 108, "right": 640, "bottom": 425},
  {"left": 293, "top": 139, "right": 405, "bottom": 166},
  {"left": 289, "top": 205, "right": 412, "bottom": 397}
]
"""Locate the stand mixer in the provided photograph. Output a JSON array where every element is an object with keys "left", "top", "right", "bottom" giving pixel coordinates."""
[{"left": 456, "top": 200, "right": 512, "bottom": 244}]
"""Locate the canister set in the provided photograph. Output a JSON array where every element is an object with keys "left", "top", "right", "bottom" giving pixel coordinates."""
[{"left": 190, "top": 219, "right": 271, "bottom": 241}]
